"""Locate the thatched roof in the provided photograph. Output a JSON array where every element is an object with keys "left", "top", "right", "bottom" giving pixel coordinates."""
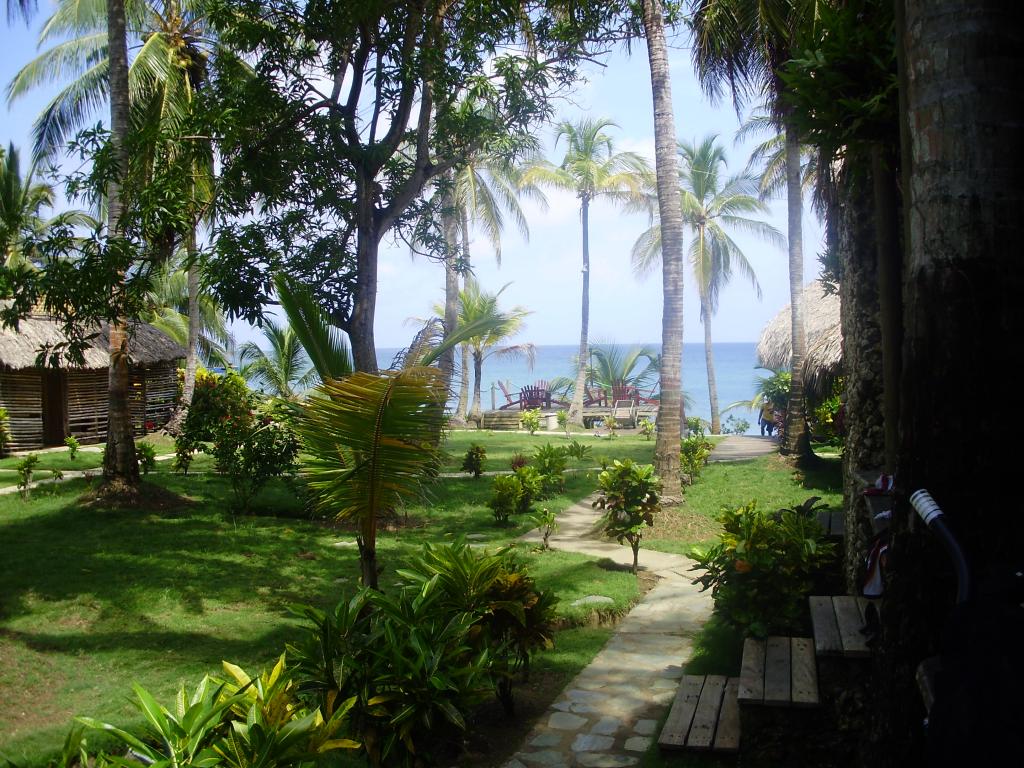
[
  {"left": 0, "top": 314, "right": 186, "bottom": 371},
  {"left": 757, "top": 283, "right": 842, "bottom": 398}
]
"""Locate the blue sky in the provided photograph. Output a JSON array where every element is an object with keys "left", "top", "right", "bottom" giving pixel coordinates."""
[{"left": 0, "top": 5, "right": 825, "bottom": 350}]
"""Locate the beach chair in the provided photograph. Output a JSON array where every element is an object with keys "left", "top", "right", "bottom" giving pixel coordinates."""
[
  {"left": 584, "top": 385, "right": 608, "bottom": 407},
  {"left": 520, "top": 385, "right": 549, "bottom": 409},
  {"left": 498, "top": 381, "right": 523, "bottom": 410}
]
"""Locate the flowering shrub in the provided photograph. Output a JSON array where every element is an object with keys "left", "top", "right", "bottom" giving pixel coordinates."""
[
  {"left": 210, "top": 405, "right": 300, "bottom": 513},
  {"left": 689, "top": 498, "right": 837, "bottom": 637},
  {"left": 175, "top": 370, "right": 252, "bottom": 474}
]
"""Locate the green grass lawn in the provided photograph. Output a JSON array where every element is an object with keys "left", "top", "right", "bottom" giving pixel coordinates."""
[
  {"left": 0, "top": 434, "right": 177, "bottom": 473},
  {"left": 0, "top": 429, "right": 840, "bottom": 766}
]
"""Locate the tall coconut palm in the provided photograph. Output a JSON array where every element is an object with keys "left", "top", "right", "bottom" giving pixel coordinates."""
[
  {"left": 144, "top": 257, "right": 233, "bottom": 367},
  {"left": 633, "top": 137, "right": 782, "bottom": 432},
  {"left": 522, "top": 118, "right": 648, "bottom": 426},
  {"left": 640, "top": 0, "right": 687, "bottom": 501},
  {"left": 457, "top": 279, "right": 534, "bottom": 424},
  {"left": 238, "top": 321, "right": 318, "bottom": 401},
  {"left": 0, "top": 142, "right": 54, "bottom": 265},
  {"left": 736, "top": 108, "right": 819, "bottom": 200},
  {"left": 691, "top": 0, "right": 816, "bottom": 457}
]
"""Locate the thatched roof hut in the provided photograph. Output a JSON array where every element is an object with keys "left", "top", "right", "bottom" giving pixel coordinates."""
[
  {"left": 757, "top": 283, "right": 842, "bottom": 400},
  {"left": 0, "top": 315, "right": 186, "bottom": 452}
]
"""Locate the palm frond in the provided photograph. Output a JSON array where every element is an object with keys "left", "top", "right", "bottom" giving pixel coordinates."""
[{"left": 275, "top": 274, "right": 353, "bottom": 382}]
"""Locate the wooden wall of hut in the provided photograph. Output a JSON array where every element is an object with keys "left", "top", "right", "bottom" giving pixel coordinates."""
[
  {"left": 1, "top": 362, "right": 180, "bottom": 452},
  {"left": 0, "top": 370, "right": 44, "bottom": 452}
]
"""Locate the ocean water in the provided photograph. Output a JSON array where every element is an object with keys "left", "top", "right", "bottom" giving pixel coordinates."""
[{"left": 377, "top": 342, "right": 766, "bottom": 435}]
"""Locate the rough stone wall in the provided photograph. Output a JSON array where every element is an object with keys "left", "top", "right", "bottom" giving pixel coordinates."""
[{"left": 836, "top": 175, "right": 886, "bottom": 593}]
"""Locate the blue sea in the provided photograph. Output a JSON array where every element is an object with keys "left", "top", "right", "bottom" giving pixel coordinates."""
[{"left": 377, "top": 342, "right": 765, "bottom": 435}]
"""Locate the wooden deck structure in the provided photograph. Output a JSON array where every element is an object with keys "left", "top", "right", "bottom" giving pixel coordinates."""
[{"left": 0, "top": 316, "right": 186, "bottom": 452}]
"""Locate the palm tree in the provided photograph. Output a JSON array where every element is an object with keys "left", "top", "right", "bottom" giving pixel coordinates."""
[
  {"left": 633, "top": 137, "right": 783, "bottom": 432},
  {"left": 238, "top": 321, "right": 318, "bottom": 401},
  {"left": 589, "top": 344, "right": 660, "bottom": 394},
  {"left": 522, "top": 118, "right": 648, "bottom": 426},
  {"left": 298, "top": 367, "right": 447, "bottom": 589},
  {"left": 690, "top": 0, "right": 816, "bottom": 457},
  {"left": 0, "top": 142, "right": 54, "bottom": 265},
  {"left": 144, "top": 257, "right": 233, "bottom": 368},
  {"left": 457, "top": 279, "right": 534, "bottom": 424},
  {"left": 736, "top": 108, "right": 819, "bottom": 200},
  {"left": 640, "top": 0, "right": 687, "bottom": 502}
]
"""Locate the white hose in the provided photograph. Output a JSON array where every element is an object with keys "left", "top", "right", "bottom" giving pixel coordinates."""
[{"left": 910, "top": 489, "right": 944, "bottom": 526}]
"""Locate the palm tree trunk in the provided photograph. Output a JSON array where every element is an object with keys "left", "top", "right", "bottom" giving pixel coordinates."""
[
  {"left": 567, "top": 198, "right": 589, "bottom": 425},
  {"left": 701, "top": 298, "right": 720, "bottom": 434},
  {"left": 182, "top": 227, "right": 200, "bottom": 407},
  {"left": 781, "top": 119, "right": 809, "bottom": 458},
  {"left": 439, "top": 188, "right": 460, "bottom": 409},
  {"left": 455, "top": 211, "right": 471, "bottom": 421},
  {"left": 469, "top": 349, "right": 484, "bottom": 425},
  {"left": 102, "top": 0, "right": 139, "bottom": 491},
  {"left": 642, "top": 0, "right": 684, "bottom": 502}
]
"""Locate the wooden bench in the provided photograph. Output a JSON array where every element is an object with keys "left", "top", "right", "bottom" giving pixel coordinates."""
[
  {"left": 658, "top": 674, "right": 741, "bottom": 752},
  {"left": 815, "top": 508, "right": 845, "bottom": 538},
  {"left": 809, "top": 596, "right": 878, "bottom": 658},
  {"left": 738, "top": 637, "right": 820, "bottom": 707}
]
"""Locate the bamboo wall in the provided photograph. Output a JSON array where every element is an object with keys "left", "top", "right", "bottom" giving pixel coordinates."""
[
  {"left": 0, "top": 371, "right": 43, "bottom": 452},
  {"left": 1, "top": 362, "right": 180, "bottom": 452}
]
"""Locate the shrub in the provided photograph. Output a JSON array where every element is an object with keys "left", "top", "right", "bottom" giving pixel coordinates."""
[
  {"left": 65, "top": 657, "right": 356, "bottom": 768},
  {"left": 175, "top": 370, "right": 253, "bottom": 475},
  {"left": 520, "top": 408, "right": 542, "bottom": 435},
  {"left": 461, "top": 443, "right": 487, "bottom": 478},
  {"left": 603, "top": 414, "right": 618, "bottom": 436},
  {"left": 16, "top": 453, "right": 39, "bottom": 496},
  {"left": 488, "top": 474, "right": 522, "bottom": 525},
  {"left": 64, "top": 435, "right": 80, "bottom": 460},
  {"left": 593, "top": 460, "right": 661, "bottom": 574},
  {"left": 290, "top": 584, "right": 492, "bottom": 766},
  {"left": 530, "top": 507, "right": 558, "bottom": 550},
  {"left": 556, "top": 410, "right": 570, "bottom": 437},
  {"left": 532, "top": 443, "right": 567, "bottom": 496},
  {"left": 136, "top": 441, "right": 158, "bottom": 475},
  {"left": 514, "top": 465, "right": 544, "bottom": 514},
  {"left": 564, "top": 439, "right": 592, "bottom": 462},
  {"left": 721, "top": 415, "right": 750, "bottom": 435},
  {"left": 509, "top": 451, "right": 528, "bottom": 471},
  {"left": 212, "top": 410, "right": 300, "bottom": 513},
  {"left": 686, "top": 416, "right": 707, "bottom": 437},
  {"left": 0, "top": 406, "right": 10, "bottom": 456},
  {"left": 397, "top": 541, "right": 556, "bottom": 715},
  {"left": 638, "top": 417, "right": 655, "bottom": 440},
  {"left": 680, "top": 435, "right": 714, "bottom": 484},
  {"left": 689, "top": 498, "right": 838, "bottom": 637}
]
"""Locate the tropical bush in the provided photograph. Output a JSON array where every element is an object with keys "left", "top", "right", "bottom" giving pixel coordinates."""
[
  {"left": 532, "top": 443, "right": 567, "bottom": 495},
  {"left": 211, "top": 406, "right": 300, "bottom": 513},
  {"left": 509, "top": 451, "right": 528, "bottom": 471},
  {"left": 0, "top": 406, "right": 9, "bottom": 456},
  {"left": 16, "top": 453, "right": 38, "bottom": 496},
  {"left": 136, "top": 441, "right": 157, "bottom": 475},
  {"left": 514, "top": 465, "right": 544, "bottom": 514},
  {"left": 556, "top": 409, "right": 570, "bottom": 437},
  {"left": 488, "top": 474, "right": 522, "bottom": 525},
  {"left": 564, "top": 439, "right": 592, "bottom": 462},
  {"left": 638, "top": 417, "right": 655, "bottom": 440},
  {"left": 289, "top": 584, "right": 493, "bottom": 767},
  {"left": 64, "top": 434, "right": 80, "bottom": 460},
  {"left": 175, "top": 370, "right": 253, "bottom": 474},
  {"left": 398, "top": 540, "right": 556, "bottom": 715},
  {"left": 461, "top": 443, "right": 487, "bottom": 478},
  {"left": 520, "top": 408, "right": 542, "bottom": 435},
  {"left": 686, "top": 416, "right": 707, "bottom": 437},
  {"left": 593, "top": 460, "right": 661, "bottom": 574},
  {"left": 721, "top": 415, "right": 750, "bottom": 435},
  {"left": 59, "top": 657, "right": 356, "bottom": 768},
  {"left": 680, "top": 435, "right": 714, "bottom": 484},
  {"left": 530, "top": 507, "right": 558, "bottom": 550},
  {"left": 689, "top": 498, "right": 837, "bottom": 637}
]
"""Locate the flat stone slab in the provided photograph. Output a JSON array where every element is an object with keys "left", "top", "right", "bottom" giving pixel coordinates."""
[
  {"left": 571, "top": 734, "right": 614, "bottom": 752},
  {"left": 548, "top": 712, "right": 588, "bottom": 730},
  {"left": 571, "top": 595, "right": 615, "bottom": 607}
]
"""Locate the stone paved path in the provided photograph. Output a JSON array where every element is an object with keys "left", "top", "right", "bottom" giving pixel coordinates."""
[{"left": 708, "top": 434, "right": 779, "bottom": 462}]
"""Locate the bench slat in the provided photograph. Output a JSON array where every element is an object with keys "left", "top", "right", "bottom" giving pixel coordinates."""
[
  {"left": 687, "top": 675, "right": 726, "bottom": 749},
  {"left": 763, "top": 636, "right": 792, "bottom": 705},
  {"left": 738, "top": 638, "right": 765, "bottom": 702},
  {"left": 658, "top": 675, "right": 705, "bottom": 749},
  {"left": 712, "top": 677, "right": 742, "bottom": 752},
  {"left": 810, "top": 595, "right": 843, "bottom": 655},
  {"left": 790, "top": 638, "right": 820, "bottom": 706},
  {"left": 834, "top": 596, "right": 871, "bottom": 657}
]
